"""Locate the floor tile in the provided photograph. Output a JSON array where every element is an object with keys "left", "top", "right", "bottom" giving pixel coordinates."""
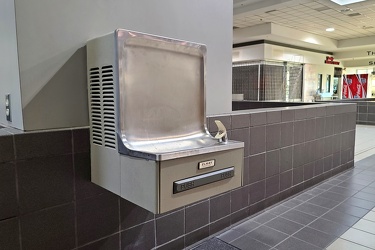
[
  {"left": 231, "top": 234, "right": 271, "bottom": 250},
  {"left": 328, "top": 186, "right": 359, "bottom": 197},
  {"left": 253, "top": 212, "right": 276, "bottom": 224},
  {"left": 327, "top": 238, "right": 372, "bottom": 250},
  {"left": 232, "top": 220, "right": 261, "bottom": 234},
  {"left": 308, "top": 218, "right": 349, "bottom": 237},
  {"left": 337, "top": 181, "right": 366, "bottom": 191},
  {"left": 362, "top": 211, "right": 375, "bottom": 222},
  {"left": 293, "top": 227, "right": 337, "bottom": 248},
  {"left": 275, "top": 237, "right": 321, "bottom": 250},
  {"left": 319, "top": 191, "right": 348, "bottom": 202},
  {"left": 294, "top": 202, "right": 329, "bottom": 217},
  {"left": 294, "top": 193, "right": 314, "bottom": 202},
  {"left": 341, "top": 228, "right": 375, "bottom": 249},
  {"left": 193, "top": 238, "right": 239, "bottom": 250},
  {"left": 282, "top": 199, "right": 303, "bottom": 208},
  {"left": 343, "top": 197, "right": 375, "bottom": 210},
  {"left": 307, "top": 196, "right": 341, "bottom": 209},
  {"left": 322, "top": 210, "right": 361, "bottom": 227},
  {"left": 334, "top": 204, "right": 370, "bottom": 218},
  {"left": 267, "top": 205, "right": 290, "bottom": 216},
  {"left": 281, "top": 209, "right": 317, "bottom": 225},
  {"left": 217, "top": 229, "right": 244, "bottom": 243},
  {"left": 243, "top": 225, "right": 288, "bottom": 247},
  {"left": 264, "top": 217, "right": 304, "bottom": 235},
  {"left": 352, "top": 219, "right": 375, "bottom": 235},
  {"left": 362, "top": 186, "right": 375, "bottom": 195},
  {"left": 354, "top": 192, "right": 375, "bottom": 202}
]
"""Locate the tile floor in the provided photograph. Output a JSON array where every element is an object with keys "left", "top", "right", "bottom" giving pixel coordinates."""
[{"left": 192, "top": 125, "right": 375, "bottom": 250}]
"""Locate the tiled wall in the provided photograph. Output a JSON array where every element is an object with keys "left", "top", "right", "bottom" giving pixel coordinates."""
[
  {"left": 0, "top": 103, "right": 356, "bottom": 250},
  {"left": 319, "top": 99, "right": 375, "bottom": 125}
]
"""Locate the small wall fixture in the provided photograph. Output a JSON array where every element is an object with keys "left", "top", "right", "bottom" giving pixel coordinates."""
[{"left": 326, "top": 27, "right": 335, "bottom": 32}]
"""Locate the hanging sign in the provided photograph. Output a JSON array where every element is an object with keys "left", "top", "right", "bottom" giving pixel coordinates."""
[
  {"left": 342, "top": 74, "right": 368, "bottom": 99},
  {"left": 324, "top": 56, "right": 340, "bottom": 65}
]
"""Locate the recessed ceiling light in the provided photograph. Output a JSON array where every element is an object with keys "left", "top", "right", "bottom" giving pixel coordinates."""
[
  {"left": 326, "top": 27, "right": 335, "bottom": 32},
  {"left": 330, "top": 0, "right": 366, "bottom": 5}
]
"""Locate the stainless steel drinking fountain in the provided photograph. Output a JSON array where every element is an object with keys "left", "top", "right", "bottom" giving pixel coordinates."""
[{"left": 87, "top": 29, "right": 244, "bottom": 213}]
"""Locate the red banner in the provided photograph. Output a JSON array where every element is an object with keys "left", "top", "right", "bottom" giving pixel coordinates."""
[{"left": 342, "top": 74, "right": 368, "bottom": 99}]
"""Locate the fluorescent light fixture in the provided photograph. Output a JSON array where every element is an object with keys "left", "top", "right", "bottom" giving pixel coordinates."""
[
  {"left": 330, "top": 0, "right": 366, "bottom": 5},
  {"left": 326, "top": 27, "right": 335, "bottom": 32}
]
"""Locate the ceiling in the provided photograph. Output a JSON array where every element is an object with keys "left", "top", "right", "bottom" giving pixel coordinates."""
[{"left": 233, "top": 0, "right": 375, "bottom": 52}]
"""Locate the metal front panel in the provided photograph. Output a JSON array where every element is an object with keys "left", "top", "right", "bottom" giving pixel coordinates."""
[
  {"left": 159, "top": 148, "right": 243, "bottom": 213},
  {"left": 115, "top": 29, "right": 213, "bottom": 158}
]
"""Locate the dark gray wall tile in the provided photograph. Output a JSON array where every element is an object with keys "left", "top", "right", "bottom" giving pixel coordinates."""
[
  {"left": 315, "top": 117, "right": 325, "bottom": 139},
  {"left": 74, "top": 153, "right": 105, "bottom": 200},
  {"left": 0, "top": 135, "right": 14, "bottom": 163},
  {"left": 250, "top": 126, "right": 266, "bottom": 155},
  {"left": 332, "top": 134, "right": 341, "bottom": 153},
  {"left": 185, "top": 200, "right": 209, "bottom": 233},
  {"left": 305, "top": 119, "right": 316, "bottom": 142},
  {"left": 20, "top": 203, "right": 75, "bottom": 250},
  {"left": 326, "top": 106, "right": 335, "bottom": 116},
  {"left": 78, "top": 234, "right": 119, "bottom": 250},
  {"left": 250, "top": 180, "right": 265, "bottom": 204},
  {"left": 266, "top": 150, "right": 280, "bottom": 177},
  {"left": 185, "top": 226, "right": 209, "bottom": 248},
  {"left": 280, "top": 170, "right": 292, "bottom": 191},
  {"left": 333, "top": 152, "right": 341, "bottom": 169},
  {"left": 231, "top": 186, "right": 249, "bottom": 212},
  {"left": 156, "top": 236, "right": 184, "bottom": 250},
  {"left": 324, "top": 156, "right": 333, "bottom": 172},
  {"left": 249, "top": 153, "right": 265, "bottom": 184},
  {"left": 0, "top": 162, "right": 18, "bottom": 220},
  {"left": 210, "top": 192, "right": 230, "bottom": 222},
  {"left": 267, "top": 111, "right": 281, "bottom": 124},
  {"left": 305, "top": 140, "right": 316, "bottom": 164},
  {"left": 282, "top": 110, "right": 294, "bottom": 122},
  {"left": 231, "top": 207, "right": 249, "bottom": 225},
  {"left": 293, "top": 166, "right": 304, "bottom": 185},
  {"left": 281, "top": 122, "right": 293, "bottom": 147},
  {"left": 76, "top": 191, "right": 119, "bottom": 245},
  {"left": 73, "top": 128, "right": 90, "bottom": 153},
  {"left": 266, "top": 175, "right": 279, "bottom": 198},
  {"left": 231, "top": 114, "right": 250, "bottom": 129},
  {"left": 280, "top": 146, "right": 292, "bottom": 172},
  {"left": 243, "top": 156, "right": 250, "bottom": 185},
  {"left": 324, "top": 136, "right": 333, "bottom": 157},
  {"left": 231, "top": 128, "right": 250, "bottom": 157},
  {"left": 15, "top": 130, "right": 72, "bottom": 160},
  {"left": 325, "top": 116, "right": 334, "bottom": 136},
  {"left": 304, "top": 162, "right": 314, "bottom": 181},
  {"left": 18, "top": 155, "right": 74, "bottom": 214},
  {"left": 315, "top": 139, "right": 325, "bottom": 160},
  {"left": 294, "top": 120, "right": 305, "bottom": 144},
  {"left": 122, "top": 221, "right": 155, "bottom": 250},
  {"left": 334, "top": 114, "right": 343, "bottom": 134},
  {"left": 315, "top": 106, "right": 326, "bottom": 117},
  {"left": 295, "top": 108, "right": 307, "bottom": 120},
  {"left": 293, "top": 144, "right": 305, "bottom": 169},
  {"left": 209, "top": 216, "right": 231, "bottom": 235},
  {"left": 251, "top": 112, "right": 267, "bottom": 126},
  {"left": 0, "top": 218, "right": 20, "bottom": 250},
  {"left": 315, "top": 159, "right": 324, "bottom": 176},
  {"left": 120, "top": 199, "right": 154, "bottom": 230},
  {"left": 359, "top": 113, "right": 368, "bottom": 122},
  {"left": 266, "top": 124, "right": 281, "bottom": 150}
]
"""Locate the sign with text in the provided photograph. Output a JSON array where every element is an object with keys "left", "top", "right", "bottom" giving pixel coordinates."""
[
  {"left": 325, "top": 56, "right": 340, "bottom": 65},
  {"left": 342, "top": 74, "right": 368, "bottom": 99}
]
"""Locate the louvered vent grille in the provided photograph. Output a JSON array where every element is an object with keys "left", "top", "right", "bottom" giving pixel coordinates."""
[{"left": 89, "top": 65, "right": 116, "bottom": 149}]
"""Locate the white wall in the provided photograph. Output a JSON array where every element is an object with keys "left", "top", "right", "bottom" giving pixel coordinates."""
[
  {"left": 14, "top": 0, "right": 233, "bottom": 130},
  {"left": 0, "top": 0, "right": 23, "bottom": 129}
]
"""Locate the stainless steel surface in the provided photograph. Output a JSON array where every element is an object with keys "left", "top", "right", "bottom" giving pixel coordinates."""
[
  {"left": 114, "top": 29, "right": 241, "bottom": 161},
  {"left": 173, "top": 167, "right": 235, "bottom": 194}
]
